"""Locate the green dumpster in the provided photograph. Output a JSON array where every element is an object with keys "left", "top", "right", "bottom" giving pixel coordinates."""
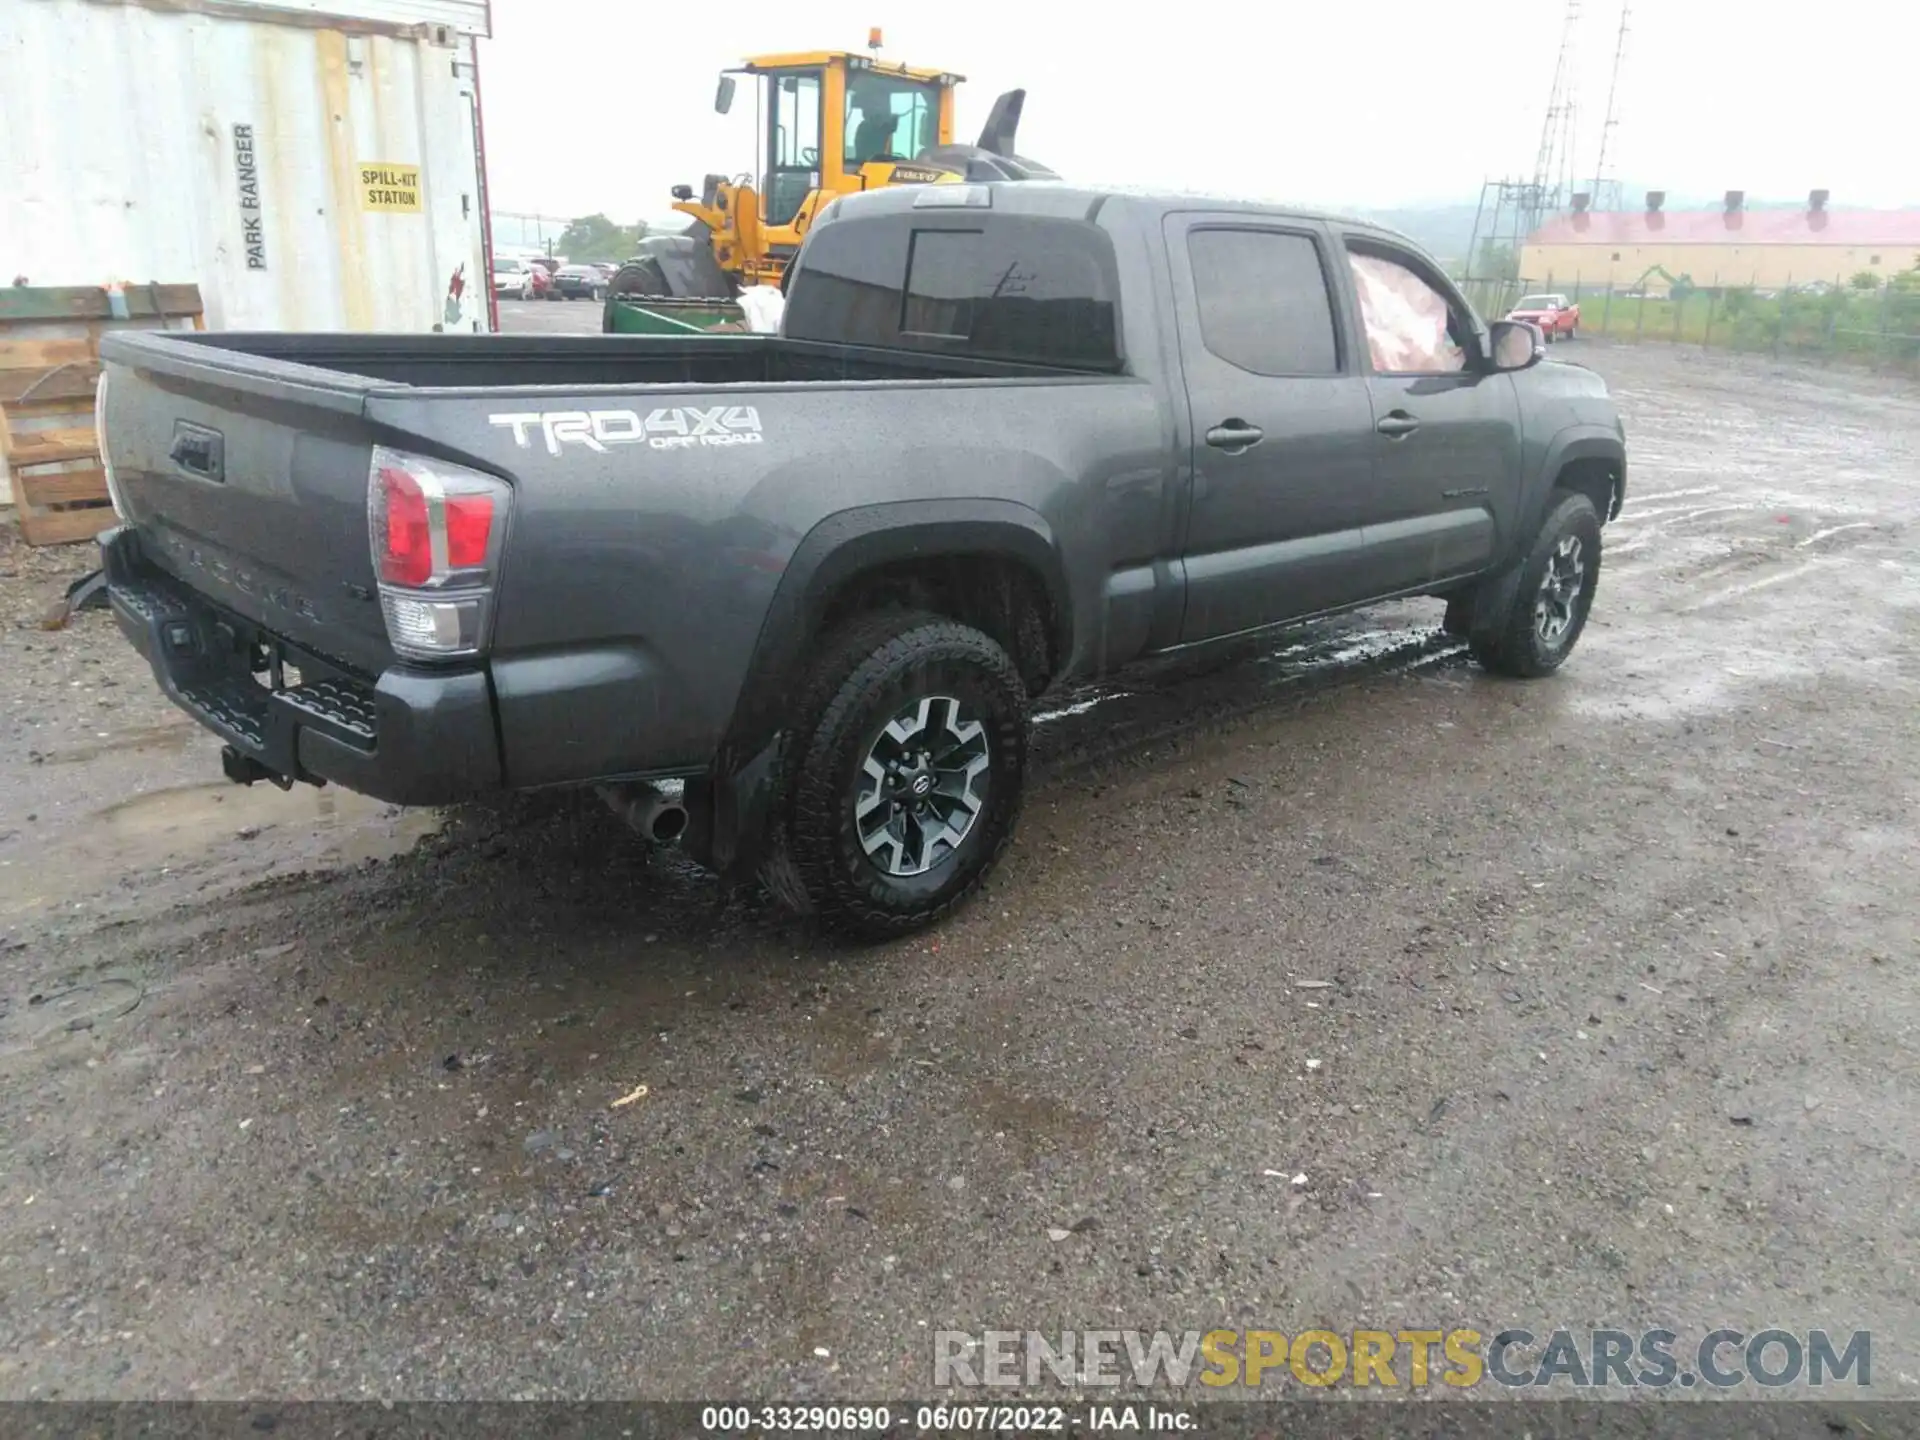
[{"left": 602, "top": 295, "right": 747, "bottom": 335}]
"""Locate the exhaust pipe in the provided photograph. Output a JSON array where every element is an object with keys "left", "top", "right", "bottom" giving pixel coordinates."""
[{"left": 597, "top": 781, "right": 689, "bottom": 843}]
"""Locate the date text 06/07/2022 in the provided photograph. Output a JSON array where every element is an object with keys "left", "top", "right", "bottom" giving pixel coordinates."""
[{"left": 697, "top": 1403, "right": 1196, "bottom": 1432}]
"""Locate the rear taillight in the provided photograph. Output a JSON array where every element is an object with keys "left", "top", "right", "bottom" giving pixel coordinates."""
[{"left": 367, "top": 446, "right": 511, "bottom": 660}]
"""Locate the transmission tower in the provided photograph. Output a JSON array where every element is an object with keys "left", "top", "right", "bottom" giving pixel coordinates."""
[
  {"left": 1531, "top": 0, "right": 1584, "bottom": 217},
  {"left": 1590, "top": 3, "right": 1632, "bottom": 211},
  {"left": 1464, "top": 0, "right": 1590, "bottom": 311}
]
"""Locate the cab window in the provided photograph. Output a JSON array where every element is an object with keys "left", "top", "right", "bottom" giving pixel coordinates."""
[
  {"left": 1187, "top": 228, "right": 1342, "bottom": 376},
  {"left": 784, "top": 214, "right": 1123, "bottom": 370},
  {"left": 1345, "top": 243, "right": 1472, "bottom": 374},
  {"left": 845, "top": 76, "right": 938, "bottom": 166}
]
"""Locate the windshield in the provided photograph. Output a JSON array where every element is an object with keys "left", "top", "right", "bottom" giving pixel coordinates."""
[
  {"left": 844, "top": 75, "right": 939, "bottom": 166},
  {"left": 1515, "top": 295, "right": 1560, "bottom": 310}
]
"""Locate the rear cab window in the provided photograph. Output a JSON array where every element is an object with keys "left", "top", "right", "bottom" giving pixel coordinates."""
[{"left": 782, "top": 210, "right": 1124, "bottom": 370}]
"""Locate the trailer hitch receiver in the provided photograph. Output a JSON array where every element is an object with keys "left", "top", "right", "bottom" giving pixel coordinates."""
[{"left": 222, "top": 745, "right": 295, "bottom": 791}]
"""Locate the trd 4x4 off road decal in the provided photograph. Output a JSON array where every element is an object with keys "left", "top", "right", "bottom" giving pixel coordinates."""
[{"left": 489, "top": 406, "right": 763, "bottom": 456}]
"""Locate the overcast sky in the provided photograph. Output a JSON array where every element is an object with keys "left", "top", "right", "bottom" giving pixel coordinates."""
[{"left": 476, "top": 0, "right": 1918, "bottom": 224}]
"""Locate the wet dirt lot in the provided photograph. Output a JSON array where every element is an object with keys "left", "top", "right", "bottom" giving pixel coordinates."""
[{"left": 1, "top": 341, "right": 1916, "bottom": 1409}]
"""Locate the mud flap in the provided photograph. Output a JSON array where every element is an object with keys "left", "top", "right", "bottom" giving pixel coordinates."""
[
  {"left": 37, "top": 569, "right": 109, "bottom": 630},
  {"left": 684, "top": 733, "right": 807, "bottom": 909},
  {"left": 1461, "top": 558, "right": 1527, "bottom": 643}
]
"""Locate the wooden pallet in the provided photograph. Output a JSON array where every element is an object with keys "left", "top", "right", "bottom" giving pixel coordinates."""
[{"left": 1, "top": 286, "right": 204, "bottom": 546}]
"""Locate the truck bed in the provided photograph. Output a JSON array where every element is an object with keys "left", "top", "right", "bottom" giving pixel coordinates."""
[
  {"left": 168, "top": 331, "right": 1102, "bottom": 389},
  {"left": 94, "top": 323, "right": 1149, "bottom": 804}
]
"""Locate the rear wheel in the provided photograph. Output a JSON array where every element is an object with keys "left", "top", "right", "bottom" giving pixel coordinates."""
[
  {"left": 1468, "top": 491, "right": 1602, "bottom": 678},
  {"left": 773, "top": 611, "right": 1029, "bottom": 937}
]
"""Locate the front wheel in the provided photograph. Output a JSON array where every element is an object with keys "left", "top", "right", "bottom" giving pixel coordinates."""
[
  {"left": 775, "top": 611, "right": 1030, "bottom": 937},
  {"left": 1467, "top": 490, "right": 1602, "bottom": 678}
]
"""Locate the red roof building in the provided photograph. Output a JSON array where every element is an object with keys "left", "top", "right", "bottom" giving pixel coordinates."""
[{"left": 1520, "top": 195, "right": 1920, "bottom": 291}]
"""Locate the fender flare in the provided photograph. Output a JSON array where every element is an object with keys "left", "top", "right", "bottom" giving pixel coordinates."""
[
  {"left": 724, "top": 499, "right": 1072, "bottom": 755},
  {"left": 1534, "top": 425, "right": 1627, "bottom": 531},
  {"left": 1461, "top": 425, "right": 1625, "bottom": 641},
  {"left": 686, "top": 501, "right": 1071, "bottom": 877}
]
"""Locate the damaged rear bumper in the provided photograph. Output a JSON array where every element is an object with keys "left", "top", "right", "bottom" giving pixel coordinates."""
[{"left": 101, "top": 526, "right": 502, "bottom": 806}]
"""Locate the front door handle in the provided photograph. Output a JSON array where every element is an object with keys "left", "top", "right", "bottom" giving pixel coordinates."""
[
  {"left": 1205, "top": 419, "right": 1264, "bottom": 452},
  {"left": 1376, "top": 411, "right": 1420, "bottom": 439}
]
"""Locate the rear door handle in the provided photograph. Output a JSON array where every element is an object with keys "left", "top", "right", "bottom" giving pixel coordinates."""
[
  {"left": 1205, "top": 420, "right": 1264, "bottom": 452},
  {"left": 1376, "top": 411, "right": 1420, "bottom": 439}
]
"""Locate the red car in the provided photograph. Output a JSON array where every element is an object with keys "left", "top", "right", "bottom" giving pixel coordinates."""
[
  {"left": 1506, "top": 293, "right": 1579, "bottom": 342},
  {"left": 528, "top": 261, "right": 561, "bottom": 302}
]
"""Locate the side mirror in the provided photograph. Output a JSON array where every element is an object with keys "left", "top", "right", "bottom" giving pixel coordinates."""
[
  {"left": 1487, "top": 319, "right": 1545, "bottom": 372},
  {"left": 715, "top": 74, "right": 736, "bottom": 115}
]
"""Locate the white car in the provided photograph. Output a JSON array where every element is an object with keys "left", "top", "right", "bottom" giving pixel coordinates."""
[{"left": 491, "top": 258, "right": 538, "bottom": 299}]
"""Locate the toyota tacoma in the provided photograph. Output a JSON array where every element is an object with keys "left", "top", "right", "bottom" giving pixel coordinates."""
[{"left": 96, "top": 183, "right": 1626, "bottom": 936}]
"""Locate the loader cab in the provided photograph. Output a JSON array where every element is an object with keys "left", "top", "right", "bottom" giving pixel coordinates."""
[{"left": 720, "top": 51, "right": 960, "bottom": 231}]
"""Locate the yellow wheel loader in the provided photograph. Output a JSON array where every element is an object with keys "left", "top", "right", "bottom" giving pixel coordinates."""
[{"left": 606, "top": 32, "right": 1054, "bottom": 313}]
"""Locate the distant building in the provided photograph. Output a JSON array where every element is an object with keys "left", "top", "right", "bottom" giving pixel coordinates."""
[{"left": 1520, "top": 191, "right": 1920, "bottom": 294}]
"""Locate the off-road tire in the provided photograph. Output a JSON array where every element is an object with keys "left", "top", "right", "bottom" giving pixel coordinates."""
[
  {"left": 1468, "top": 490, "right": 1603, "bottom": 678},
  {"left": 774, "top": 610, "right": 1029, "bottom": 938},
  {"left": 609, "top": 258, "right": 671, "bottom": 300}
]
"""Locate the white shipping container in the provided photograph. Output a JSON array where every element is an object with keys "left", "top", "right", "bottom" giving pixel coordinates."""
[{"left": 0, "top": 0, "right": 496, "bottom": 332}]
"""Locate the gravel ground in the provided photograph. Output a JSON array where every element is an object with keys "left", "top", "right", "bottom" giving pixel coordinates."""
[
  {"left": 491, "top": 297, "right": 605, "bottom": 333},
  {"left": 1, "top": 341, "right": 1916, "bottom": 1416}
]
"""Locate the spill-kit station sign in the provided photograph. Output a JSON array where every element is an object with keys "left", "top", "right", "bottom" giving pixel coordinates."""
[{"left": 360, "top": 163, "right": 423, "bottom": 213}]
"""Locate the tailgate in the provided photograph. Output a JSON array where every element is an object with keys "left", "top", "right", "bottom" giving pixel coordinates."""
[{"left": 98, "top": 332, "right": 394, "bottom": 674}]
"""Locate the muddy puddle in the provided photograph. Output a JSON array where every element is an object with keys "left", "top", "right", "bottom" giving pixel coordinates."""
[{"left": 0, "top": 779, "right": 442, "bottom": 924}]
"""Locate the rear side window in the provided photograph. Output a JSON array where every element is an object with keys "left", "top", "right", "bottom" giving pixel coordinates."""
[
  {"left": 783, "top": 214, "right": 1123, "bottom": 369},
  {"left": 1188, "top": 228, "right": 1340, "bottom": 376}
]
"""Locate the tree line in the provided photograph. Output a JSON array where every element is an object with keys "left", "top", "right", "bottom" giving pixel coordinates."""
[{"left": 553, "top": 214, "right": 653, "bottom": 263}]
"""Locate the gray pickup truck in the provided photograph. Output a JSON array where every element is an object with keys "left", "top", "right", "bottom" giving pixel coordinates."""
[{"left": 97, "top": 182, "right": 1625, "bottom": 936}]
